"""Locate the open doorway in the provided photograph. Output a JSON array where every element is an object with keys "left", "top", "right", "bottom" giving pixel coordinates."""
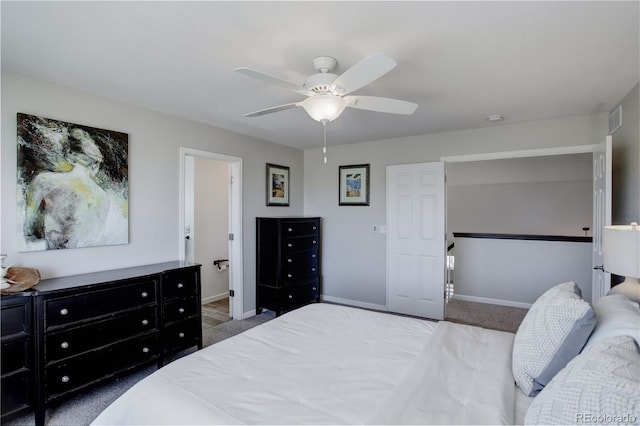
[
  {"left": 180, "top": 148, "right": 244, "bottom": 320},
  {"left": 441, "top": 142, "right": 610, "bottom": 306}
]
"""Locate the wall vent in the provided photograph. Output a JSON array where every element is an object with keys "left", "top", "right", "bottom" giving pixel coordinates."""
[{"left": 609, "top": 105, "right": 622, "bottom": 135}]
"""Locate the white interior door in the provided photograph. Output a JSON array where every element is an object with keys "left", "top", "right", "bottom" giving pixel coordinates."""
[
  {"left": 592, "top": 135, "right": 612, "bottom": 303},
  {"left": 387, "top": 162, "right": 446, "bottom": 320}
]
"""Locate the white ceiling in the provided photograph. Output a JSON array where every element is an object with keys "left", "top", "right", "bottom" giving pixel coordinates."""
[{"left": 2, "top": 1, "right": 638, "bottom": 150}]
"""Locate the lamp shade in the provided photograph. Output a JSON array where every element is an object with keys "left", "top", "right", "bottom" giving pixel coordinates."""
[
  {"left": 302, "top": 95, "right": 347, "bottom": 122},
  {"left": 603, "top": 223, "right": 640, "bottom": 278}
]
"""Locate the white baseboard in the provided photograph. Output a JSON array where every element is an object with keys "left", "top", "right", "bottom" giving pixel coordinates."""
[
  {"left": 321, "top": 295, "right": 387, "bottom": 312},
  {"left": 452, "top": 294, "right": 532, "bottom": 309},
  {"left": 201, "top": 291, "right": 229, "bottom": 305}
]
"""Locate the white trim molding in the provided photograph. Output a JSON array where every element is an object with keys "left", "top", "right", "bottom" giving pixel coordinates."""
[
  {"left": 441, "top": 144, "right": 599, "bottom": 163},
  {"left": 202, "top": 291, "right": 230, "bottom": 305},
  {"left": 451, "top": 294, "right": 532, "bottom": 310},
  {"left": 179, "top": 147, "right": 244, "bottom": 320}
]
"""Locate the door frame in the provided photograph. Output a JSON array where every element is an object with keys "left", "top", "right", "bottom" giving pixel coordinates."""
[
  {"left": 179, "top": 147, "right": 244, "bottom": 320},
  {"left": 441, "top": 143, "right": 605, "bottom": 304},
  {"left": 440, "top": 144, "right": 599, "bottom": 163}
]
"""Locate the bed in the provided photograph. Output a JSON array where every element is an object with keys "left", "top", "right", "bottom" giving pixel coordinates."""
[{"left": 92, "top": 282, "right": 640, "bottom": 425}]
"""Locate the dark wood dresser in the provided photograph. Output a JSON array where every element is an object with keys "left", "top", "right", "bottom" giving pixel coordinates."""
[
  {"left": 1, "top": 293, "right": 34, "bottom": 421},
  {"left": 256, "top": 217, "right": 321, "bottom": 316},
  {"left": 0, "top": 261, "right": 201, "bottom": 426}
]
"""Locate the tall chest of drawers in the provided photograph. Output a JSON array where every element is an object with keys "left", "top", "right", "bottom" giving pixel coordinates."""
[
  {"left": 19, "top": 261, "right": 202, "bottom": 426},
  {"left": 1, "top": 293, "right": 34, "bottom": 422},
  {"left": 256, "top": 217, "right": 321, "bottom": 316}
]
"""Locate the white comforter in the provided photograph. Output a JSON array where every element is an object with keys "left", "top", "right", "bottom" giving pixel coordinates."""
[{"left": 93, "top": 303, "right": 518, "bottom": 425}]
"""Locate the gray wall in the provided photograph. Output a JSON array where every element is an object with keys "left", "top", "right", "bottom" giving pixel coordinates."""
[
  {"left": 3, "top": 71, "right": 635, "bottom": 313},
  {"left": 454, "top": 237, "right": 592, "bottom": 305},
  {"left": 304, "top": 114, "right": 608, "bottom": 308},
  {"left": 447, "top": 154, "right": 593, "bottom": 236},
  {"left": 0, "top": 71, "right": 304, "bottom": 314},
  {"left": 611, "top": 83, "right": 640, "bottom": 225},
  {"left": 194, "top": 158, "right": 230, "bottom": 303}
]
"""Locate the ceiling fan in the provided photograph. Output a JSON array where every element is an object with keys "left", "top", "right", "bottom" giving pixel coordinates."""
[{"left": 234, "top": 53, "right": 418, "bottom": 124}]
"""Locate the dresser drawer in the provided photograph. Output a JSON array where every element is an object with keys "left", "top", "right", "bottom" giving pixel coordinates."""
[
  {"left": 279, "top": 280, "right": 319, "bottom": 311},
  {"left": 1, "top": 339, "right": 29, "bottom": 374},
  {"left": 45, "top": 279, "right": 157, "bottom": 329},
  {"left": 282, "top": 235, "right": 319, "bottom": 252},
  {"left": 1, "top": 295, "right": 33, "bottom": 420},
  {"left": 162, "top": 318, "right": 200, "bottom": 352},
  {"left": 46, "top": 333, "right": 158, "bottom": 398},
  {"left": 1, "top": 370, "right": 30, "bottom": 417},
  {"left": 1, "top": 301, "right": 31, "bottom": 338},
  {"left": 163, "top": 296, "right": 198, "bottom": 324},
  {"left": 162, "top": 270, "right": 198, "bottom": 301},
  {"left": 258, "top": 280, "right": 319, "bottom": 313},
  {"left": 46, "top": 306, "right": 158, "bottom": 362},
  {"left": 282, "top": 220, "right": 319, "bottom": 236},
  {"left": 282, "top": 251, "right": 319, "bottom": 283}
]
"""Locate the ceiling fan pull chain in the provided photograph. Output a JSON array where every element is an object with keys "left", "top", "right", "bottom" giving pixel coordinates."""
[{"left": 322, "top": 120, "right": 328, "bottom": 164}]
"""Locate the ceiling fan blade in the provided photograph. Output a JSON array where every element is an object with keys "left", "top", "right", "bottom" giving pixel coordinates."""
[
  {"left": 345, "top": 96, "right": 418, "bottom": 115},
  {"left": 244, "top": 102, "right": 302, "bottom": 117},
  {"left": 329, "top": 53, "right": 397, "bottom": 95},
  {"left": 235, "top": 67, "right": 305, "bottom": 94}
]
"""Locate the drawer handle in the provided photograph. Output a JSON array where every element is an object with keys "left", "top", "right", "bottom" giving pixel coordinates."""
[
  {"left": 142, "top": 347, "right": 149, "bottom": 353},
  {"left": 288, "top": 294, "right": 293, "bottom": 299},
  {"left": 311, "top": 267, "right": 316, "bottom": 272},
  {"left": 313, "top": 226, "right": 317, "bottom": 230},
  {"left": 312, "top": 287, "right": 317, "bottom": 291},
  {"left": 141, "top": 319, "right": 149, "bottom": 326},
  {"left": 287, "top": 243, "right": 293, "bottom": 248},
  {"left": 141, "top": 292, "right": 148, "bottom": 298},
  {"left": 287, "top": 258, "right": 292, "bottom": 263},
  {"left": 60, "top": 341, "right": 69, "bottom": 349},
  {"left": 177, "top": 283, "right": 184, "bottom": 289},
  {"left": 178, "top": 307, "right": 185, "bottom": 314},
  {"left": 61, "top": 375, "right": 70, "bottom": 383},
  {"left": 287, "top": 273, "right": 292, "bottom": 278},
  {"left": 312, "top": 254, "right": 317, "bottom": 258},
  {"left": 312, "top": 240, "right": 317, "bottom": 244},
  {"left": 178, "top": 332, "right": 185, "bottom": 338},
  {"left": 287, "top": 227, "right": 293, "bottom": 232},
  {"left": 59, "top": 308, "right": 69, "bottom": 316}
]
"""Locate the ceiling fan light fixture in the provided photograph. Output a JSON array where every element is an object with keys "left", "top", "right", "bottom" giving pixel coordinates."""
[{"left": 302, "top": 95, "right": 347, "bottom": 122}]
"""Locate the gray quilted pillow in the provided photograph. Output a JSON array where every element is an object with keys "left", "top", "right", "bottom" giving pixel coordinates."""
[
  {"left": 513, "top": 282, "right": 596, "bottom": 396},
  {"left": 525, "top": 335, "right": 640, "bottom": 425}
]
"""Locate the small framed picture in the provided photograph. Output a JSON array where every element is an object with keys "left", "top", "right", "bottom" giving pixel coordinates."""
[
  {"left": 339, "top": 164, "right": 370, "bottom": 206},
  {"left": 266, "top": 163, "right": 290, "bottom": 206}
]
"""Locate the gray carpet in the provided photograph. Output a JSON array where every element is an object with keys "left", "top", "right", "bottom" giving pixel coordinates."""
[
  {"left": 5, "top": 301, "right": 525, "bottom": 425},
  {"left": 445, "top": 297, "right": 528, "bottom": 333},
  {"left": 202, "top": 309, "right": 274, "bottom": 346}
]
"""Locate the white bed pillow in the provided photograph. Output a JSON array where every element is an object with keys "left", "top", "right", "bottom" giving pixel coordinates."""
[
  {"left": 512, "top": 281, "right": 596, "bottom": 396},
  {"left": 524, "top": 335, "right": 640, "bottom": 425},
  {"left": 584, "top": 293, "right": 640, "bottom": 350}
]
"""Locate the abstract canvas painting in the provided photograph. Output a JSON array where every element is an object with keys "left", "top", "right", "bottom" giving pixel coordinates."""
[{"left": 17, "top": 113, "right": 129, "bottom": 251}]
